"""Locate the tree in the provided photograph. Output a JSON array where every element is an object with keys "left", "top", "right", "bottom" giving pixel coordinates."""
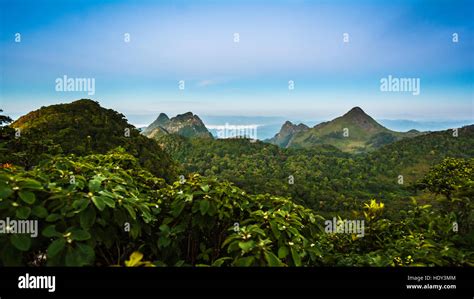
[{"left": 0, "top": 109, "right": 13, "bottom": 126}]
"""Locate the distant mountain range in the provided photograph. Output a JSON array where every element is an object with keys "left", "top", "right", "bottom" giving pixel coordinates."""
[
  {"left": 377, "top": 119, "right": 474, "bottom": 132},
  {"left": 139, "top": 106, "right": 473, "bottom": 153},
  {"left": 143, "top": 112, "right": 213, "bottom": 139},
  {"left": 118, "top": 113, "right": 473, "bottom": 141},
  {"left": 140, "top": 106, "right": 426, "bottom": 153},
  {"left": 267, "top": 107, "right": 424, "bottom": 153},
  {"left": 10, "top": 100, "right": 471, "bottom": 155}
]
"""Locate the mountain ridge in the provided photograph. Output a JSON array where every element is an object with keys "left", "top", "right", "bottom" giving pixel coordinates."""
[
  {"left": 143, "top": 111, "right": 213, "bottom": 139},
  {"left": 266, "top": 121, "right": 309, "bottom": 148},
  {"left": 9, "top": 99, "right": 177, "bottom": 179},
  {"left": 268, "top": 107, "right": 424, "bottom": 152}
]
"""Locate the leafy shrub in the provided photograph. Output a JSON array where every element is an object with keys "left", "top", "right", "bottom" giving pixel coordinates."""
[
  {"left": 0, "top": 151, "right": 165, "bottom": 266},
  {"left": 0, "top": 151, "right": 324, "bottom": 266},
  {"left": 0, "top": 152, "right": 472, "bottom": 267}
]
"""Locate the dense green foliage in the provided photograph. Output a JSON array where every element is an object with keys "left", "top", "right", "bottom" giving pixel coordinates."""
[
  {"left": 0, "top": 151, "right": 166, "bottom": 266},
  {"left": 0, "top": 103, "right": 472, "bottom": 267},
  {"left": 1, "top": 100, "right": 177, "bottom": 180},
  {"left": 155, "top": 126, "right": 474, "bottom": 216},
  {"left": 0, "top": 152, "right": 472, "bottom": 266}
]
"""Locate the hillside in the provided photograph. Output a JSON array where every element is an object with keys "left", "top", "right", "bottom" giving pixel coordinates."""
[
  {"left": 5, "top": 99, "right": 177, "bottom": 180},
  {"left": 143, "top": 112, "right": 213, "bottom": 139},
  {"left": 266, "top": 121, "right": 309, "bottom": 148},
  {"left": 363, "top": 124, "right": 474, "bottom": 183},
  {"left": 0, "top": 102, "right": 472, "bottom": 267},
  {"left": 157, "top": 124, "right": 474, "bottom": 213},
  {"left": 269, "top": 107, "right": 423, "bottom": 152}
]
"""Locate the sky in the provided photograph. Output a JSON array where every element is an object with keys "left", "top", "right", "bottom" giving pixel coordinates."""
[{"left": 0, "top": 0, "right": 473, "bottom": 125}]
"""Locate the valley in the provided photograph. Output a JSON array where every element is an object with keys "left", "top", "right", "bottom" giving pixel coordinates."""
[{"left": 0, "top": 99, "right": 472, "bottom": 267}]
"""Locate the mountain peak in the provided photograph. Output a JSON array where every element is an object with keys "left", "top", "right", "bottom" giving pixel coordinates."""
[
  {"left": 144, "top": 111, "right": 212, "bottom": 139},
  {"left": 143, "top": 113, "right": 170, "bottom": 134},
  {"left": 276, "top": 107, "right": 403, "bottom": 152},
  {"left": 267, "top": 120, "right": 309, "bottom": 148},
  {"left": 344, "top": 107, "right": 366, "bottom": 117},
  {"left": 153, "top": 113, "right": 170, "bottom": 126},
  {"left": 340, "top": 107, "right": 380, "bottom": 128},
  {"left": 71, "top": 98, "right": 99, "bottom": 105},
  {"left": 157, "top": 113, "right": 169, "bottom": 121},
  {"left": 172, "top": 112, "right": 205, "bottom": 125},
  {"left": 176, "top": 112, "right": 194, "bottom": 118}
]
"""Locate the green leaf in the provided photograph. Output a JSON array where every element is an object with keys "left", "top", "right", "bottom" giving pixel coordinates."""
[
  {"left": 269, "top": 221, "right": 281, "bottom": 239},
  {"left": 211, "top": 257, "right": 232, "bottom": 267},
  {"left": 47, "top": 239, "right": 66, "bottom": 257},
  {"left": 98, "top": 190, "right": 115, "bottom": 198},
  {"left": 45, "top": 213, "right": 61, "bottom": 222},
  {"left": 65, "top": 245, "right": 93, "bottom": 266},
  {"left": 18, "top": 179, "right": 43, "bottom": 190},
  {"left": 158, "top": 236, "right": 171, "bottom": 248},
  {"left": 80, "top": 206, "right": 96, "bottom": 229},
  {"left": 70, "top": 229, "right": 91, "bottom": 241},
  {"left": 32, "top": 205, "right": 48, "bottom": 218},
  {"left": 159, "top": 224, "right": 170, "bottom": 233},
  {"left": 264, "top": 251, "right": 284, "bottom": 267},
  {"left": 91, "top": 196, "right": 106, "bottom": 211},
  {"left": 10, "top": 234, "right": 31, "bottom": 251},
  {"left": 207, "top": 201, "right": 217, "bottom": 216},
  {"left": 124, "top": 204, "right": 136, "bottom": 220},
  {"left": 101, "top": 196, "right": 115, "bottom": 208},
  {"left": 76, "top": 243, "right": 95, "bottom": 264},
  {"left": 65, "top": 248, "right": 79, "bottom": 266},
  {"left": 16, "top": 206, "right": 31, "bottom": 219},
  {"left": 170, "top": 200, "right": 185, "bottom": 217},
  {"left": 18, "top": 191, "right": 36, "bottom": 204},
  {"left": 233, "top": 256, "right": 255, "bottom": 266},
  {"left": 129, "top": 222, "right": 140, "bottom": 239},
  {"left": 278, "top": 246, "right": 289, "bottom": 259},
  {"left": 88, "top": 179, "right": 101, "bottom": 193},
  {"left": 238, "top": 240, "right": 255, "bottom": 253},
  {"left": 199, "top": 199, "right": 210, "bottom": 215},
  {"left": 42, "top": 225, "right": 61, "bottom": 238},
  {"left": 200, "top": 184, "right": 210, "bottom": 192},
  {"left": 174, "top": 260, "right": 185, "bottom": 267},
  {"left": 72, "top": 198, "right": 89, "bottom": 211},
  {"left": 0, "top": 183, "right": 13, "bottom": 199},
  {"left": 290, "top": 247, "right": 302, "bottom": 266}
]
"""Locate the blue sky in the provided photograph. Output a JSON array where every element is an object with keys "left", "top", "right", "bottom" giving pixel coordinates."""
[{"left": 0, "top": 0, "right": 473, "bottom": 124}]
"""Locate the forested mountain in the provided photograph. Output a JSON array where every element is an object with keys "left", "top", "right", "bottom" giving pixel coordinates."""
[
  {"left": 142, "top": 113, "right": 170, "bottom": 136},
  {"left": 143, "top": 112, "right": 212, "bottom": 139},
  {"left": 363, "top": 125, "right": 474, "bottom": 183},
  {"left": 266, "top": 121, "right": 309, "bottom": 148},
  {"left": 0, "top": 101, "right": 472, "bottom": 267},
  {"left": 3, "top": 99, "right": 177, "bottom": 180},
  {"left": 269, "top": 107, "right": 424, "bottom": 152},
  {"left": 155, "top": 125, "right": 474, "bottom": 214}
]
